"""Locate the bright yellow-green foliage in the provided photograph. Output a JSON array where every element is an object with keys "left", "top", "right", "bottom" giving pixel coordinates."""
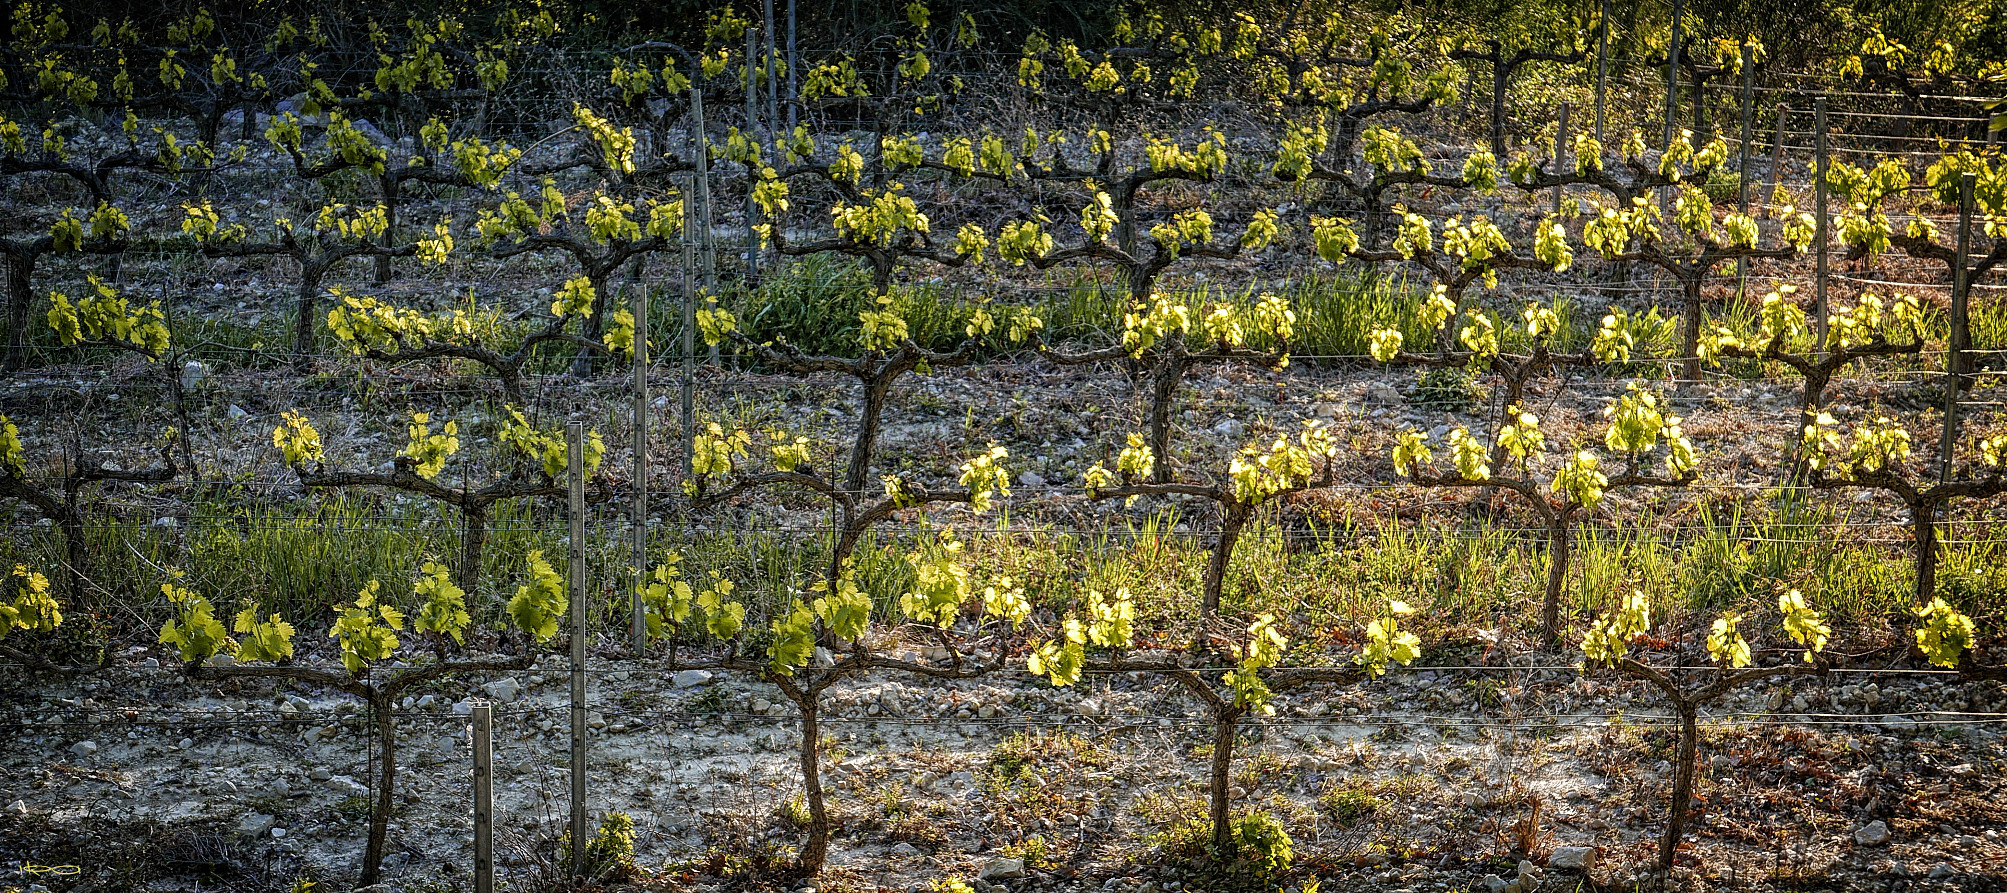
[
  {"left": 810, "top": 574, "right": 873, "bottom": 643},
  {"left": 1416, "top": 286, "right": 1456, "bottom": 333},
  {"left": 1225, "top": 613, "right": 1287, "bottom": 712},
  {"left": 402, "top": 412, "right": 459, "bottom": 478},
  {"left": 602, "top": 307, "right": 637, "bottom": 358},
  {"left": 833, "top": 186, "right": 928, "bottom": 246},
  {"left": 902, "top": 534, "right": 970, "bottom": 628},
  {"left": 0, "top": 415, "right": 24, "bottom": 477},
  {"left": 574, "top": 105, "right": 635, "bottom": 174},
  {"left": 1081, "top": 192, "right": 1118, "bottom": 243},
  {"left": 413, "top": 562, "right": 470, "bottom": 645},
  {"left": 1357, "top": 601, "right": 1420, "bottom": 677},
  {"left": 584, "top": 194, "right": 640, "bottom": 244},
  {"left": 1462, "top": 148, "right": 1500, "bottom": 194},
  {"left": 1705, "top": 612, "right": 1752, "bottom": 668},
  {"left": 767, "top": 602, "right": 817, "bottom": 673},
  {"left": 686, "top": 423, "right": 751, "bottom": 493},
  {"left": 696, "top": 576, "right": 744, "bottom": 638},
  {"left": 1362, "top": 128, "right": 1425, "bottom": 175},
  {"left": 696, "top": 298, "right": 737, "bottom": 347},
  {"left": 1582, "top": 589, "right": 1652, "bottom": 664},
  {"left": 1028, "top": 617, "right": 1088, "bottom": 687},
  {"left": 178, "top": 202, "right": 245, "bottom": 244},
  {"left": 1313, "top": 217, "right": 1360, "bottom": 264},
  {"left": 859, "top": 296, "right": 910, "bottom": 351},
  {"left": 996, "top": 220, "right": 1051, "bottom": 265},
  {"left": 314, "top": 202, "right": 390, "bottom": 242},
  {"left": 1084, "top": 432, "right": 1155, "bottom": 495},
  {"left": 1914, "top": 597, "right": 1975, "bottom": 669},
  {"left": 552, "top": 276, "right": 595, "bottom": 319},
  {"left": 958, "top": 444, "right": 1011, "bottom": 512},
  {"left": 1551, "top": 450, "right": 1608, "bottom": 508},
  {"left": 0, "top": 565, "right": 61, "bottom": 641},
  {"left": 1028, "top": 588, "right": 1134, "bottom": 688},
  {"left": 1458, "top": 310, "right": 1500, "bottom": 359},
  {"left": 1778, "top": 590, "right": 1830, "bottom": 661},
  {"left": 1496, "top": 405, "right": 1545, "bottom": 466},
  {"left": 1601, "top": 384, "right": 1696, "bottom": 476},
  {"left": 1535, "top": 217, "right": 1573, "bottom": 271},
  {"left": 1832, "top": 416, "right": 1912, "bottom": 477},
  {"left": 324, "top": 112, "right": 388, "bottom": 175},
  {"left": 1447, "top": 427, "right": 1489, "bottom": 481},
  {"left": 1442, "top": 216, "right": 1510, "bottom": 280},
  {"left": 273, "top": 411, "right": 325, "bottom": 467},
  {"left": 1828, "top": 292, "right": 1923, "bottom": 350},
  {"left": 451, "top": 137, "right": 521, "bottom": 189},
  {"left": 1229, "top": 423, "right": 1334, "bottom": 504},
  {"left": 1392, "top": 430, "right": 1433, "bottom": 478},
  {"left": 983, "top": 577, "right": 1032, "bottom": 628},
  {"left": 46, "top": 275, "right": 169, "bottom": 357},
  {"left": 1368, "top": 328, "right": 1402, "bottom": 362},
  {"left": 1148, "top": 209, "right": 1213, "bottom": 259},
  {"left": 497, "top": 406, "right": 605, "bottom": 479},
  {"left": 1391, "top": 208, "right": 1432, "bottom": 260},
  {"left": 159, "top": 582, "right": 228, "bottom": 663},
  {"left": 639, "top": 554, "right": 694, "bottom": 641},
  {"left": 330, "top": 581, "right": 404, "bottom": 673},
  {"left": 232, "top": 602, "right": 296, "bottom": 663},
  {"left": 1582, "top": 198, "right": 1658, "bottom": 258},
  {"left": 1592, "top": 309, "right": 1636, "bottom": 363},
  {"left": 508, "top": 551, "right": 567, "bottom": 643}
]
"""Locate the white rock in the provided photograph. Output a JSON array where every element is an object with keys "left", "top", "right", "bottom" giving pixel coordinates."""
[
  {"left": 1547, "top": 846, "right": 1597, "bottom": 871},
  {"left": 414, "top": 694, "right": 435, "bottom": 709},
  {"left": 7, "top": 800, "right": 27, "bottom": 815},
  {"left": 482, "top": 678, "right": 523, "bottom": 703},
  {"left": 327, "top": 775, "right": 368, "bottom": 797},
  {"left": 1017, "top": 471, "right": 1046, "bottom": 488},
  {"left": 1481, "top": 874, "right": 1511, "bottom": 893},
  {"left": 1854, "top": 820, "right": 1891, "bottom": 846},
  {"left": 180, "top": 360, "right": 210, "bottom": 390},
  {"left": 227, "top": 404, "right": 249, "bottom": 421},
  {"left": 237, "top": 813, "right": 277, "bottom": 837},
  {"left": 452, "top": 698, "right": 476, "bottom": 715},
  {"left": 69, "top": 740, "right": 98, "bottom": 757},
  {"left": 978, "top": 857, "right": 1026, "bottom": 880},
  {"left": 890, "top": 842, "right": 921, "bottom": 858},
  {"left": 674, "top": 669, "right": 714, "bottom": 688},
  {"left": 206, "top": 654, "right": 235, "bottom": 668}
]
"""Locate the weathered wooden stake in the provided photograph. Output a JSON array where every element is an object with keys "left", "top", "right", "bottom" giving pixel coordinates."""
[
  {"left": 1554, "top": 102, "right": 1570, "bottom": 218},
  {"left": 1939, "top": 173, "right": 1977, "bottom": 484},
  {"left": 1736, "top": 44, "right": 1754, "bottom": 295},
  {"left": 1663, "top": 0, "right": 1683, "bottom": 148},
  {"left": 1813, "top": 97, "right": 1829, "bottom": 350},
  {"left": 680, "top": 174, "right": 697, "bottom": 480},
  {"left": 1595, "top": 0, "right": 1609, "bottom": 144}
]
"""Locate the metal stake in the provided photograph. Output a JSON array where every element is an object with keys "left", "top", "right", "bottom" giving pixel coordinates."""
[
  {"left": 472, "top": 700, "right": 493, "bottom": 893},
  {"left": 631, "top": 273, "right": 649, "bottom": 655},
  {"left": 566, "top": 422, "right": 587, "bottom": 879}
]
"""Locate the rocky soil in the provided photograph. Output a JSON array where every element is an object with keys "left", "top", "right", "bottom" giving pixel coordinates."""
[{"left": 3, "top": 643, "right": 2005, "bottom": 893}]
